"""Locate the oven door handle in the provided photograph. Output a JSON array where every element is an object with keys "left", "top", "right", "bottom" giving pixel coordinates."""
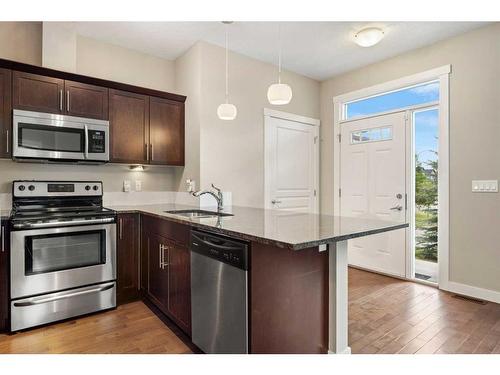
[
  {"left": 13, "top": 283, "right": 115, "bottom": 307},
  {"left": 13, "top": 217, "right": 115, "bottom": 229}
]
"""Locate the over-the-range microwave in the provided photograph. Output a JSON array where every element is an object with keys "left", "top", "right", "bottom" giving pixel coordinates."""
[{"left": 12, "top": 109, "right": 109, "bottom": 163}]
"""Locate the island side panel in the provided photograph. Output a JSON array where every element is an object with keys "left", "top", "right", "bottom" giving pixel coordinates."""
[{"left": 250, "top": 242, "right": 328, "bottom": 354}]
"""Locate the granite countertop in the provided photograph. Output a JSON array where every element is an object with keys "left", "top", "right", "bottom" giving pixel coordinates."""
[{"left": 109, "top": 203, "right": 408, "bottom": 250}]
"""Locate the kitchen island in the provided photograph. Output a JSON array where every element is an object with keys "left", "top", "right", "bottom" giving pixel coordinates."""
[{"left": 111, "top": 203, "right": 408, "bottom": 354}]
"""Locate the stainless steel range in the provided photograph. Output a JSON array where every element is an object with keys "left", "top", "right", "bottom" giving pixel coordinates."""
[{"left": 9, "top": 180, "right": 116, "bottom": 331}]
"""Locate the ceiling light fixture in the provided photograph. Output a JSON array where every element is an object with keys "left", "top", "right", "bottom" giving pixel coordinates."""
[
  {"left": 354, "top": 27, "right": 385, "bottom": 47},
  {"left": 217, "top": 21, "right": 237, "bottom": 121},
  {"left": 267, "top": 24, "right": 292, "bottom": 105}
]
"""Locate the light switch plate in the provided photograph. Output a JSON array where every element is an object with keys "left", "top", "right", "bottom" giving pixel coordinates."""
[
  {"left": 123, "top": 180, "right": 131, "bottom": 192},
  {"left": 135, "top": 180, "right": 142, "bottom": 192},
  {"left": 472, "top": 180, "right": 498, "bottom": 193}
]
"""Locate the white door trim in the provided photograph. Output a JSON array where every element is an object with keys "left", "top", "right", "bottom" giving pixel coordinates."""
[
  {"left": 264, "top": 108, "right": 320, "bottom": 213},
  {"left": 332, "top": 66, "right": 450, "bottom": 293}
]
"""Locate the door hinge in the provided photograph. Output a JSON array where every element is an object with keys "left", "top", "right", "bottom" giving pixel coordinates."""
[
  {"left": 337, "top": 133, "right": 341, "bottom": 143},
  {"left": 314, "top": 189, "right": 317, "bottom": 197},
  {"left": 314, "top": 136, "right": 318, "bottom": 144},
  {"left": 339, "top": 188, "right": 342, "bottom": 198}
]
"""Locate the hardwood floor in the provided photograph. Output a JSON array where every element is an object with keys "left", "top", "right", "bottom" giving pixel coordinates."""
[
  {"left": 348, "top": 268, "right": 500, "bottom": 354},
  {"left": 0, "top": 301, "right": 192, "bottom": 354},
  {"left": 1, "top": 268, "right": 499, "bottom": 354}
]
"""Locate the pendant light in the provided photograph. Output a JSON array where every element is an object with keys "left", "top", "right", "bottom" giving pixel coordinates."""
[
  {"left": 217, "top": 21, "right": 237, "bottom": 120},
  {"left": 267, "top": 24, "right": 292, "bottom": 105}
]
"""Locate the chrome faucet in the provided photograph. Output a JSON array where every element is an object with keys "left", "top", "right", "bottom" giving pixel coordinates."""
[{"left": 192, "top": 184, "right": 224, "bottom": 211}]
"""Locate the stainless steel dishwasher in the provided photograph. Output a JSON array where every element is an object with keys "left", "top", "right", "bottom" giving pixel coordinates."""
[{"left": 190, "top": 229, "right": 249, "bottom": 354}]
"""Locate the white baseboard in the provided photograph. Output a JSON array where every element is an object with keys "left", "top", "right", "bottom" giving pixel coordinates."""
[{"left": 441, "top": 281, "right": 500, "bottom": 304}]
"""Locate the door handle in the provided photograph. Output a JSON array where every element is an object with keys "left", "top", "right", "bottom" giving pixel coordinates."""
[
  {"left": 271, "top": 199, "right": 282, "bottom": 204},
  {"left": 145, "top": 143, "right": 149, "bottom": 161},
  {"left": 59, "top": 89, "right": 63, "bottom": 111},
  {"left": 84, "top": 124, "right": 89, "bottom": 159},
  {"left": 66, "top": 90, "right": 70, "bottom": 112},
  {"left": 1, "top": 226, "right": 4, "bottom": 253},
  {"left": 390, "top": 205, "right": 403, "bottom": 211},
  {"left": 150, "top": 143, "right": 154, "bottom": 161},
  {"left": 13, "top": 283, "right": 115, "bottom": 306},
  {"left": 119, "top": 218, "right": 123, "bottom": 240}
]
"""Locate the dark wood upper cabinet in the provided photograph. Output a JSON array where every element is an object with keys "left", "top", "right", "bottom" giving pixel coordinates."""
[
  {"left": 0, "top": 68, "right": 12, "bottom": 159},
  {"left": 117, "top": 213, "right": 140, "bottom": 305},
  {"left": 149, "top": 97, "right": 185, "bottom": 165},
  {"left": 109, "top": 89, "right": 149, "bottom": 164},
  {"left": 64, "top": 80, "right": 108, "bottom": 120},
  {"left": 0, "top": 220, "right": 9, "bottom": 332},
  {"left": 13, "top": 71, "right": 64, "bottom": 114}
]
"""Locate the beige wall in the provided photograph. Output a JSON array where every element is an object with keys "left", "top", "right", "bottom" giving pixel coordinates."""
[
  {"left": 0, "top": 22, "right": 42, "bottom": 65},
  {"left": 320, "top": 23, "right": 500, "bottom": 292},
  {"left": 198, "top": 42, "right": 320, "bottom": 207},
  {"left": 76, "top": 35, "right": 176, "bottom": 92}
]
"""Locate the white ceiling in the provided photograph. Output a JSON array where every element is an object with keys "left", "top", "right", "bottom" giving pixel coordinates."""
[{"left": 61, "top": 21, "right": 487, "bottom": 81}]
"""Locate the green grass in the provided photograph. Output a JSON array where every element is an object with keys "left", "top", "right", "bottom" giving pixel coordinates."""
[{"left": 415, "top": 210, "right": 432, "bottom": 229}]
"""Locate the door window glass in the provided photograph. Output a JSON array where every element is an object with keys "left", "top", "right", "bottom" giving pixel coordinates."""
[{"left": 25, "top": 230, "right": 106, "bottom": 275}]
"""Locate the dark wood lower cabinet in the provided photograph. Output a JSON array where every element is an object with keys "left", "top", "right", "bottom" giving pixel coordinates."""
[
  {"left": 0, "top": 220, "right": 9, "bottom": 332},
  {"left": 140, "top": 215, "right": 191, "bottom": 336},
  {"left": 116, "top": 213, "right": 140, "bottom": 305}
]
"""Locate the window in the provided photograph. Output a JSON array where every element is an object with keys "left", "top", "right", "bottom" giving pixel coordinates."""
[
  {"left": 344, "top": 81, "right": 439, "bottom": 120},
  {"left": 351, "top": 126, "right": 392, "bottom": 144}
]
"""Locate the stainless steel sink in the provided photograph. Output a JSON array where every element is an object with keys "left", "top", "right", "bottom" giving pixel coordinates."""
[{"left": 164, "top": 209, "right": 234, "bottom": 218}]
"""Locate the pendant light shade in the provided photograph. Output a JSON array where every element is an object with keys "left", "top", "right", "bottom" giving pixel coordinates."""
[
  {"left": 267, "top": 24, "right": 292, "bottom": 106},
  {"left": 218, "top": 22, "right": 237, "bottom": 121},
  {"left": 217, "top": 103, "right": 238, "bottom": 120},
  {"left": 267, "top": 83, "right": 293, "bottom": 105}
]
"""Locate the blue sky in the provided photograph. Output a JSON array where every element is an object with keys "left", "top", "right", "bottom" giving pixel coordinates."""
[{"left": 346, "top": 82, "right": 439, "bottom": 164}]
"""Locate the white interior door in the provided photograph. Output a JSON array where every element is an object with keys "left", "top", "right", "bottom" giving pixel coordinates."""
[
  {"left": 340, "top": 111, "right": 407, "bottom": 277},
  {"left": 265, "top": 112, "right": 319, "bottom": 213}
]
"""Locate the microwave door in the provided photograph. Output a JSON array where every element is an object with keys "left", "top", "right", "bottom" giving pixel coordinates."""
[{"left": 13, "top": 115, "right": 86, "bottom": 161}]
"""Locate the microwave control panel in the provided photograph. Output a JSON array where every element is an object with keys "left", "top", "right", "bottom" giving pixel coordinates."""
[{"left": 88, "top": 130, "right": 106, "bottom": 153}]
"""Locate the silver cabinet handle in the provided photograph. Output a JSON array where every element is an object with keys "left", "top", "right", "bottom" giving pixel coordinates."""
[
  {"left": 151, "top": 143, "right": 154, "bottom": 161},
  {"left": 146, "top": 143, "right": 149, "bottom": 161},
  {"left": 84, "top": 124, "right": 89, "bottom": 160},
  {"left": 13, "top": 283, "right": 115, "bottom": 307},
  {"left": 59, "top": 89, "right": 63, "bottom": 111},
  {"left": 390, "top": 205, "right": 403, "bottom": 211},
  {"left": 163, "top": 245, "right": 169, "bottom": 268},
  {"left": 119, "top": 218, "right": 123, "bottom": 239},
  {"left": 271, "top": 199, "right": 282, "bottom": 204},
  {"left": 66, "top": 90, "right": 70, "bottom": 112},
  {"left": 1, "top": 225, "right": 4, "bottom": 253},
  {"left": 159, "top": 243, "right": 162, "bottom": 269},
  {"left": 5, "top": 129, "right": 8, "bottom": 154}
]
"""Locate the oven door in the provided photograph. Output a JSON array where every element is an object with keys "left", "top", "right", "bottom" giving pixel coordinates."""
[
  {"left": 12, "top": 110, "right": 109, "bottom": 162},
  {"left": 10, "top": 223, "right": 116, "bottom": 299}
]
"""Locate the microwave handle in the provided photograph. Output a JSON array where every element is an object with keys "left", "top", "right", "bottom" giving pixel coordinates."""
[{"left": 84, "top": 124, "right": 89, "bottom": 159}]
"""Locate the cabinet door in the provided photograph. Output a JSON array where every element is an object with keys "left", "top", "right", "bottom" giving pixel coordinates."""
[
  {"left": 109, "top": 89, "right": 149, "bottom": 163},
  {"left": 64, "top": 80, "right": 108, "bottom": 120},
  {"left": 13, "top": 71, "right": 64, "bottom": 114},
  {"left": 0, "top": 220, "right": 9, "bottom": 332},
  {"left": 117, "top": 214, "right": 140, "bottom": 305},
  {"left": 166, "top": 241, "right": 191, "bottom": 335},
  {"left": 147, "top": 233, "right": 169, "bottom": 314},
  {"left": 149, "top": 97, "right": 185, "bottom": 165},
  {"left": 0, "top": 69, "right": 12, "bottom": 158}
]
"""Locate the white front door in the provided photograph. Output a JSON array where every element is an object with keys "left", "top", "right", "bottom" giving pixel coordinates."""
[
  {"left": 265, "top": 112, "right": 319, "bottom": 213},
  {"left": 340, "top": 111, "right": 407, "bottom": 277}
]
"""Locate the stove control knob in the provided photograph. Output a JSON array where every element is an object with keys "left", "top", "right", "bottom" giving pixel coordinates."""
[
  {"left": 28, "top": 185, "right": 35, "bottom": 191},
  {"left": 93, "top": 185, "right": 99, "bottom": 191},
  {"left": 85, "top": 185, "right": 91, "bottom": 191},
  {"left": 18, "top": 185, "right": 26, "bottom": 191}
]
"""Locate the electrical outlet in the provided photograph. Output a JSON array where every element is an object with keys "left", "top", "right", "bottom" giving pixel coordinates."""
[
  {"left": 135, "top": 180, "right": 142, "bottom": 192},
  {"left": 123, "top": 180, "right": 131, "bottom": 192},
  {"left": 472, "top": 180, "right": 498, "bottom": 193}
]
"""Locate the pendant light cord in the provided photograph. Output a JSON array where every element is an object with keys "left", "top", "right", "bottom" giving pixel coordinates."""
[
  {"left": 278, "top": 24, "right": 282, "bottom": 84},
  {"left": 225, "top": 24, "right": 229, "bottom": 103}
]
